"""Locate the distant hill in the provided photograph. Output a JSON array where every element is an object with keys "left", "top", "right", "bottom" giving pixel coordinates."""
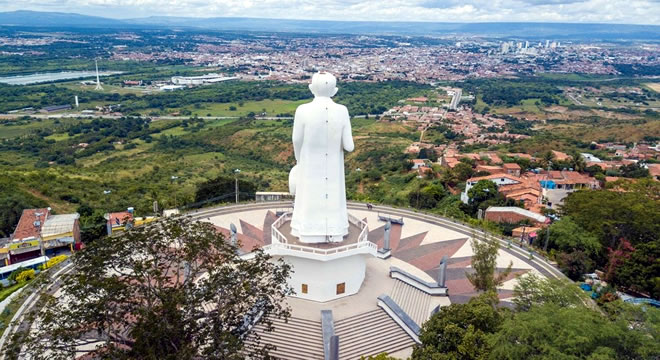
[
  {"left": 0, "top": 10, "right": 125, "bottom": 27},
  {"left": 1, "top": 10, "right": 659, "bottom": 40}
]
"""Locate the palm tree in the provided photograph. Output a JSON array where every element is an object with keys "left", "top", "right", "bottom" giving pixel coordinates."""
[
  {"left": 569, "top": 151, "right": 587, "bottom": 172},
  {"left": 541, "top": 150, "right": 555, "bottom": 168}
]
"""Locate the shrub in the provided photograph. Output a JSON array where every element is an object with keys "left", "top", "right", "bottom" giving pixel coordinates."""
[
  {"left": 44, "top": 255, "right": 68, "bottom": 270},
  {"left": 15, "top": 269, "right": 35, "bottom": 283},
  {"left": 7, "top": 267, "right": 25, "bottom": 283}
]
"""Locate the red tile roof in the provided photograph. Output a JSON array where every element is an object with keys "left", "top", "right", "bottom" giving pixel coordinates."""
[
  {"left": 503, "top": 163, "right": 521, "bottom": 170},
  {"left": 107, "top": 211, "right": 133, "bottom": 227},
  {"left": 12, "top": 208, "right": 50, "bottom": 241},
  {"left": 467, "top": 173, "right": 522, "bottom": 183}
]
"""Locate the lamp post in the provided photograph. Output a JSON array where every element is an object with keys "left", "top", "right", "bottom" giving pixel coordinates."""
[
  {"left": 234, "top": 169, "right": 241, "bottom": 204},
  {"left": 542, "top": 161, "right": 552, "bottom": 252},
  {"left": 171, "top": 176, "right": 179, "bottom": 208}
]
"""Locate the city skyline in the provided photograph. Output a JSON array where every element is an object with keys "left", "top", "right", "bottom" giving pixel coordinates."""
[{"left": 2, "top": 0, "right": 659, "bottom": 26}]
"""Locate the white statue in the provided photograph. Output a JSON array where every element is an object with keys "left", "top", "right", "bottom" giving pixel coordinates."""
[{"left": 289, "top": 72, "right": 354, "bottom": 243}]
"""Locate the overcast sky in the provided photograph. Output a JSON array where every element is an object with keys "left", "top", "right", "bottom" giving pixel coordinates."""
[{"left": 5, "top": 0, "right": 660, "bottom": 25}]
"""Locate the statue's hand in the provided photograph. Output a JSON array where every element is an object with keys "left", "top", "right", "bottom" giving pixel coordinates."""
[{"left": 289, "top": 165, "right": 298, "bottom": 195}]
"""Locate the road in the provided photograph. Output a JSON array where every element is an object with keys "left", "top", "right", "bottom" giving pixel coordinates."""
[
  {"left": 449, "top": 89, "right": 462, "bottom": 110},
  {"left": 0, "top": 113, "right": 381, "bottom": 122},
  {"left": 0, "top": 261, "right": 74, "bottom": 359},
  {"left": 567, "top": 93, "right": 583, "bottom": 105}
]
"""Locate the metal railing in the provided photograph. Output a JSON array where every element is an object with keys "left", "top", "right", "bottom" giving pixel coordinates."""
[
  {"left": 262, "top": 239, "right": 377, "bottom": 256},
  {"left": 268, "top": 211, "right": 373, "bottom": 256},
  {"left": 348, "top": 213, "right": 369, "bottom": 243},
  {"left": 271, "top": 212, "right": 292, "bottom": 244}
]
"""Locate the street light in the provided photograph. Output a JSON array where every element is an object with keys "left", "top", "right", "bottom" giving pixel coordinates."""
[
  {"left": 234, "top": 169, "right": 241, "bottom": 204},
  {"left": 171, "top": 176, "right": 181, "bottom": 208}
]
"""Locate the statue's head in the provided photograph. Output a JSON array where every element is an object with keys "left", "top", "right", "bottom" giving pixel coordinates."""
[{"left": 309, "top": 71, "right": 338, "bottom": 98}]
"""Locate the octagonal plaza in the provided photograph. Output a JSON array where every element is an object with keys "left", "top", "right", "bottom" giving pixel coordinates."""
[{"left": 200, "top": 202, "right": 555, "bottom": 360}]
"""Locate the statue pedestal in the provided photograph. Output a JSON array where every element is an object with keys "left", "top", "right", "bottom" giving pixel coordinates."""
[{"left": 267, "top": 212, "right": 377, "bottom": 302}]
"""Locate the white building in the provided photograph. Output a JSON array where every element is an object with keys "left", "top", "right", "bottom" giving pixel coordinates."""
[
  {"left": 461, "top": 174, "right": 523, "bottom": 204},
  {"left": 171, "top": 73, "right": 239, "bottom": 86},
  {"left": 581, "top": 153, "right": 602, "bottom": 163}
]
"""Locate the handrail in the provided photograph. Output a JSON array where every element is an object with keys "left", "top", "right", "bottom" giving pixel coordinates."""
[
  {"left": 262, "top": 240, "right": 377, "bottom": 256},
  {"left": 271, "top": 211, "right": 370, "bottom": 247}
]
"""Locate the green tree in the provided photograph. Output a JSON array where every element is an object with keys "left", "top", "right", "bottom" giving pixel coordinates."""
[
  {"left": 466, "top": 235, "right": 512, "bottom": 293},
  {"left": 0, "top": 179, "right": 49, "bottom": 237},
  {"left": 467, "top": 180, "right": 498, "bottom": 205},
  {"left": 10, "top": 217, "right": 292, "bottom": 360},
  {"left": 412, "top": 293, "right": 503, "bottom": 360},
  {"left": 557, "top": 250, "right": 594, "bottom": 281},
  {"left": 620, "top": 162, "right": 650, "bottom": 178},
  {"left": 79, "top": 209, "right": 109, "bottom": 243},
  {"left": 607, "top": 241, "right": 660, "bottom": 299},
  {"left": 194, "top": 175, "right": 257, "bottom": 205},
  {"left": 512, "top": 273, "right": 586, "bottom": 312},
  {"left": 544, "top": 217, "right": 601, "bottom": 256},
  {"left": 569, "top": 151, "right": 587, "bottom": 172},
  {"left": 562, "top": 189, "right": 660, "bottom": 249},
  {"left": 408, "top": 183, "right": 447, "bottom": 209},
  {"left": 541, "top": 150, "right": 555, "bottom": 168},
  {"left": 488, "top": 303, "right": 660, "bottom": 360},
  {"left": 453, "top": 162, "right": 474, "bottom": 182}
]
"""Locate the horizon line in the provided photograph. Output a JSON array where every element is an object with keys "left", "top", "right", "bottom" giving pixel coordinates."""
[{"left": 3, "top": 9, "right": 660, "bottom": 27}]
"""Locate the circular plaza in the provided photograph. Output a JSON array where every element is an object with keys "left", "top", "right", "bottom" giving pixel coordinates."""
[{"left": 194, "top": 201, "right": 561, "bottom": 360}]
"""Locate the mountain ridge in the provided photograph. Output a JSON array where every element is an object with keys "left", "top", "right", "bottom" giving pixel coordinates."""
[{"left": 1, "top": 10, "right": 659, "bottom": 39}]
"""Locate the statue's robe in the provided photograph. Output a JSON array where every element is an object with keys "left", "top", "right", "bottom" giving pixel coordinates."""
[{"left": 290, "top": 97, "right": 354, "bottom": 243}]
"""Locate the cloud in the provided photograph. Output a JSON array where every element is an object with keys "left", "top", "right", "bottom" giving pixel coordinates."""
[
  {"left": 516, "top": 0, "right": 587, "bottom": 4},
  {"left": 1, "top": 0, "right": 659, "bottom": 25}
]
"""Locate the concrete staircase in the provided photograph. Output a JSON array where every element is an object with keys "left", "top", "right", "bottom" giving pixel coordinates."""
[
  {"left": 334, "top": 309, "right": 415, "bottom": 359},
  {"left": 248, "top": 316, "right": 324, "bottom": 360},
  {"left": 389, "top": 279, "right": 433, "bottom": 326}
]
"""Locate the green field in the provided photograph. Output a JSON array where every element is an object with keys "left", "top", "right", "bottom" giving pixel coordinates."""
[{"left": 189, "top": 99, "right": 308, "bottom": 117}]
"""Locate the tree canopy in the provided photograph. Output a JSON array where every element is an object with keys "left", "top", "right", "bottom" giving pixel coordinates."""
[
  {"left": 414, "top": 274, "right": 660, "bottom": 360},
  {"left": 544, "top": 217, "right": 601, "bottom": 256},
  {"left": 466, "top": 235, "right": 512, "bottom": 293},
  {"left": 9, "top": 217, "right": 292, "bottom": 360},
  {"left": 412, "top": 293, "right": 503, "bottom": 360}
]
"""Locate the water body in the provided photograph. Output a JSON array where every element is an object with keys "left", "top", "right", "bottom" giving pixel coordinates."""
[{"left": 0, "top": 71, "right": 123, "bottom": 85}]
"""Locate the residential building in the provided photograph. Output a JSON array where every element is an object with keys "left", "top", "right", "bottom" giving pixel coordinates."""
[
  {"left": 461, "top": 174, "right": 525, "bottom": 203},
  {"left": 39, "top": 104, "right": 72, "bottom": 113},
  {"left": 8, "top": 208, "right": 81, "bottom": 265},
  {"left": 9, "top": 208, "right": 49, "bottom": 264},
  {"left": 484, "top": 206, "right": 548, "bottom": 226},
  {"left": 648, "top": 164, "right": 660, "bottom": 181},
  {"left": 540, "top": 170, "right": 599, "bottom": 209},
  {"left": 105, "top": 210, "right": 134, "bottom": 235},
  {"left": 461, "top": 173, "right": 543, "bottom": 212},
  {"left": 411, "top": 159, "right": 427, "bottom": 170},
  {"left": 105, "top": 208, "right": 156, "bottom": 235},
  {"left": 475, "top": 165, "right": 505, "bottom": 175},
  {"left": 503, "top": 163, "right": 521, "bottom": 177},
  {"left": 41, "top": 213, "right": 81, "bottom": 256}
]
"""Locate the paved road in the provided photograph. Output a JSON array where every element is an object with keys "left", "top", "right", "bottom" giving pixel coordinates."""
[{"left": 0, "top": 261, "right": 74, "bottom": 358}]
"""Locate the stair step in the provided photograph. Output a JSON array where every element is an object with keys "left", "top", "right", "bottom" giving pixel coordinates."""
[
  {"left": 390, "top": 279, "right": 433, "bottom": 326},
  {"left": 335, "top": 319, "right": 401, "bottom": 343},
  {"left": 334, "top": 309, "right": 416, "bottom": 359},
  {"left": 334, "top": 309, "right": 382, "bottom": 325},
  {"left": 249, "top": 315, "right": 324, "bottom": 359},
  {"left": 341, "top": 335, "right": 414, "bottom": 359},
  {"left": 334, "top": 315, "right": 392, "bottom": 334}
]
